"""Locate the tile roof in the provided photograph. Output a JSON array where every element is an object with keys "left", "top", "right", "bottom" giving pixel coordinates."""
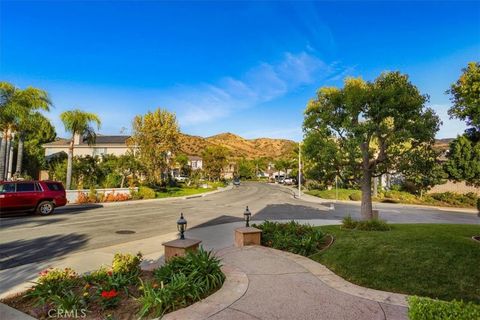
[{"left": 43, "top": 135, "right": 130, "bottom": 146}]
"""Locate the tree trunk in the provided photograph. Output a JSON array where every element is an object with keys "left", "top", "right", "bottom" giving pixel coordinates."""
[
  {"left": 3, "top": 135, "right": 11, "bottom": 179},
  {"left": 66, "top": 140, "right": 74, "bottom": 190},
  {"left": 373, "top": 176, "right": 378, "bottom": 197},
  {"left": 120, "top": 175, "right": 125, "bottom": 188},
  {"left": 7, "top": 137, "right": 14, "bottom": 180},
  {"left": 16, "top": 135, "right": 24, "bottom": 176},
  {"left": 0, "top": 132, "right": 6, "bottom": 180},
  {"left": 360, "top": 168, "right": 373, "bottom": 220}
]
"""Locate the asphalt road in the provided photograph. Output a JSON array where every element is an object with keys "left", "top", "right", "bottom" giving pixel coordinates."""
[{"left": 1, "top": 182, "right": 478, "bottom": 269}]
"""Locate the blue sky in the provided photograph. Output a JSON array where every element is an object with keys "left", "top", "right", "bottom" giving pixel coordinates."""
[{"left": 1, "top": 1, "right": 479, "bottom": 141}]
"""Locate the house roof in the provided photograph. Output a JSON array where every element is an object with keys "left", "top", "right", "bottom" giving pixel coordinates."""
[
  {"left": 188, "top": 156, "right": 202, "bottom": 161},
  {"left": 43, "top": 135, "right": 130, "bottom": 147}
]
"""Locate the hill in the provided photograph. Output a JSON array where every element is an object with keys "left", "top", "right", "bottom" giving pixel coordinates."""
[{"left": 179, "top": 132, "right": 296, "bottom": 159}]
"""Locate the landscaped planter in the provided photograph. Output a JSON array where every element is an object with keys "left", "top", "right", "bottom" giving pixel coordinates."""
[{"left": 1, "top": 250, "right": 225, "bottom": 319}]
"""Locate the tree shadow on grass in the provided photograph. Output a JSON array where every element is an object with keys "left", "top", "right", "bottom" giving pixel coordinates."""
[{"left": 0, "top": 233, "right": 89, "bottom": 270}]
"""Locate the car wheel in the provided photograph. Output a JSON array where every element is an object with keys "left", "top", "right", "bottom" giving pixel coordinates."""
[{"left": 36, "top": 201, "right": 54, "bottom": 215}]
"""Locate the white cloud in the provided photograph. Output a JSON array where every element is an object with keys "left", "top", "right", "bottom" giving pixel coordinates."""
[{"left": 162, "top": 51, "right": 344, "bottom": 126}]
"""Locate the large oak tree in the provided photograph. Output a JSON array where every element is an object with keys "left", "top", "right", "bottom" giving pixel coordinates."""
[{"left": 303, "top": 72, "right": 440, "bottom": 219}]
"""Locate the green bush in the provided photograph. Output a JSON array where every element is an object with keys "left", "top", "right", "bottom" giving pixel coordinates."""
[
  {"left": 356, "top": 219, "right": 390, "bottom": 231},
  {"left": 341, "top": 216, "right": 357, "bottom": 229},
  {"left": 139, "top": 249, "right": 225, "bottom": 318},
  {"left": 254, "top": 221, "right": 325, "bottom": 256},
  {"left": 428, "top": 192, "right": 478, "bottom": 207},
  {"left": 349, "top": 192, "right": 362, "bottom": 201},
  {"left": 341, "top": 217, "right": 390, "bottom": 231},
  {"left": 408, "top": 296, "right": 480, "bottom": 320},
  {"left": 26, "top": 268, "right": 80, "bottom": 304},
  {"left": 132, "top": 186, "right": 156, "bottom": 200},
  {"left": 112, "top": 252, "right": 142, "bottom": 277}
]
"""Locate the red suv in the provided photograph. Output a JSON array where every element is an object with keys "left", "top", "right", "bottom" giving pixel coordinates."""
[{"left": 0, "top": 180, "right": 67, "bottom": 215}]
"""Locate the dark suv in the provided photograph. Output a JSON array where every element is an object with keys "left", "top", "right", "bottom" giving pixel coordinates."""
[{"left": 0, "top": 180, "right": 67, "bottom": 215}]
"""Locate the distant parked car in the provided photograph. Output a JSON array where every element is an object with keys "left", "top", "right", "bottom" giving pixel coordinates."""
[
  {"left": 283, "top": 178, "right": 294, "bottom": 185},
  {"left": 0, "top": 180, "right": 67, "bottom": 215},
  {"left": 175, "top": 175, "right": 188, "bottom": 182},
  {"left": 233, "top": 178, "right": 241, "bottom": 186}
]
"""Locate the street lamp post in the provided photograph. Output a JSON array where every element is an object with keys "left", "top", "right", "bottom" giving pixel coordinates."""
[
  {"left": 244, "top": 206, "right": 251, "bottom": 227},
  {"left": 177, "top": 213, "right": 187, "bottom": 240}
]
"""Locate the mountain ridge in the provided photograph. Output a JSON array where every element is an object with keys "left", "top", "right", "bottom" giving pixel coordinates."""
[{"left": 179, "top": 132, "right": 296, "bottom": 159}]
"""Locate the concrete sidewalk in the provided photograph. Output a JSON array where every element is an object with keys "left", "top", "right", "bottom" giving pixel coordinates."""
[{"left": 165, "top": 246, "right": 407, "bottom": 320}]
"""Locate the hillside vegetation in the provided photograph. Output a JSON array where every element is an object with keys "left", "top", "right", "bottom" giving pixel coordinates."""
[{"left": 179, "top": 132, "right": 296, "bottom": 159}]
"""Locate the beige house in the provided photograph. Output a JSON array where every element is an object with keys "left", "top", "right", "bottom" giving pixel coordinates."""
[{"left": 43, "top": 135, "right": 131, "bottom": 158}]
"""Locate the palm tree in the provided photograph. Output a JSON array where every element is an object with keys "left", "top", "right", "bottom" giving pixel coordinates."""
[
  {"left": 60, "top": 109, "right": 101, "bottom": 189},
  {"left": 0, "top": 82, "right": 51, "bottom": 180}
]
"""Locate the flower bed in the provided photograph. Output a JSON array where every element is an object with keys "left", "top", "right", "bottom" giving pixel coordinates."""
[{"left": 1, "top": 249, "right": 225, "bottom": 319}]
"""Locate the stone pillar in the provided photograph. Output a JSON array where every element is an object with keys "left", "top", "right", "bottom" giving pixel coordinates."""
[
  {"left": 162, "top": 238, "right": 202, "bottom": 262},
  {"left": 235, "top": 227, "right": 262, "bottom": 247}
]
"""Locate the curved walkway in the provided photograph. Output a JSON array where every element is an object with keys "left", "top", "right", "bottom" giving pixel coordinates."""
[{"left": 165, "top": 245, "right": 407, "bottom": 320}]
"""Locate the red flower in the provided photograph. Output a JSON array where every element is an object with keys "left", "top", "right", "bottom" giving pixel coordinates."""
[
  {"left": 107, "top": 270, "right": 113, "bottom": 276},
  {"left": 101, "top": 289, "right": 118, "bottom": 299}
]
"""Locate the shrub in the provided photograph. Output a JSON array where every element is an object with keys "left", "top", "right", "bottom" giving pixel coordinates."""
[
  {"left": 341, "top": 217, "right": 390, "bottom": 231},
  {"left": 133, "top": 186, "right": 156, "bottom": 200},
  {"left": 76, "top": 192, "right": 90, "bottom": 204},
  {"left": 50, "top": 290, "right": 86, "bottom": 311},
  {"left": 356, "top": 219, "right": 390, "bottom": 231},
  {"left": 139, "top": 249, "right": 225, "bottom": 318},
  {"left": 349, "top": 192, "right": 361, "bottom": 201},
  {"left": 428, "top": 192, "right": 478, "bottom": 207},
  {"left": 477, "top": 198, "right": 480, "bottom": 212},
  {"left": 341, "top": 216, "right": 357, "bottom": 229},
  {"left": 27, "top": 268, "right": 80, "bottom": 304},
  {"left": 254, "top": 221, "right": 325, "bottom": 256},
  {"left": 88, "top": 187, "right": 98, "bottom": 203},
  {"left": 112, "top": 252, "right": 142, "bottom": 277},
  {"left": 408, "top": 296, "right": 480, "bottom": 320}
]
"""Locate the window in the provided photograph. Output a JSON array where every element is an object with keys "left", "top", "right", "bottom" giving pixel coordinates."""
[
  {"left": 93, "top": 148, "right": 107, "bottom": 156},
  {"left": 16, "top": 183, "right": 35, "bottom": 192},
  {"left": 0, "top": 183, "right": 16, "bottom": 193},
  {"left": 46, "top": 183, "right": 64, "bottom": 191},
  {"left": 191, "top": 161, "right": 197, "bottom": 168}
]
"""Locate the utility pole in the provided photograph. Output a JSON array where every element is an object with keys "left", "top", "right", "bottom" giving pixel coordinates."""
[{"left": 298, "top": 141, "right": 301, "bottom": 199}]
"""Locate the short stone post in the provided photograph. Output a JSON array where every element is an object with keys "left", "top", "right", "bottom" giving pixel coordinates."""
[
  {"left": 234, "top": 227, "right": 262, "bottom": 247},
  {"left": 162, "top": 238, "right": 202, "bottom": 262}
]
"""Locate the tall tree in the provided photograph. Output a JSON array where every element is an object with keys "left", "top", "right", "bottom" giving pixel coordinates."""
[
  {"left": 19, "top": 112, "right": 56, "bottom": 178},
  {"left": 0, "top": 82, "right": 51, "bottom": 179},
  {"left": 60, "top": 109, "right": 101, "bottom": 189},
  {"left": 445, "top": 62, "right": 480, "bottom": 186},
  {"left": 447, "top": 62, "right": 480, "bottom": 140},
  {"left": 202, "top": 146, "right": 229, "bottom": 181},
  {"left": 130, "top": 108, "right": 179, "bottom": 185},
  {"left": 304, "top": 72, "right": 440, "bottom": 219}
]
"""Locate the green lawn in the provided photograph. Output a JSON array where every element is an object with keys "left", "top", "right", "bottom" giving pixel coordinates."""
[
  {"left": 305, "top": 188, "right": 478, "bottom": 208},
  {"left": 312, "top": 224, "right": 480, "bottom": 303},
  {"left": 155, "top": 182, "right": 225, "bottom": 198}
]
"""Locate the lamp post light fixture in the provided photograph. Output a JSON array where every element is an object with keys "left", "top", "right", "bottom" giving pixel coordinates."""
[
  {"left": 177, "top": 213, "right": 187, "bottom": 240},
  {"left": 244, "top": 206, "right": 252, "bottom": 227}
]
